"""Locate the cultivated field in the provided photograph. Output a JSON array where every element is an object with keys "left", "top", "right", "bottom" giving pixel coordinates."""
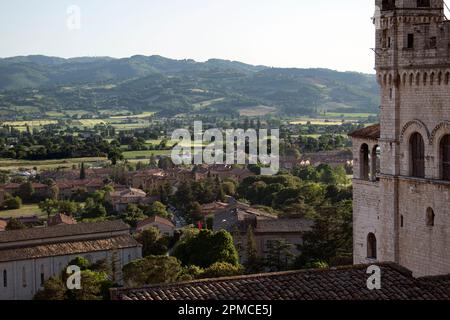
[
  {"left": 239, "top": 106, "right": 277, "bottom": 117},
  {"left": 0, "top": 157, "right": 107, "bottom": 171}
]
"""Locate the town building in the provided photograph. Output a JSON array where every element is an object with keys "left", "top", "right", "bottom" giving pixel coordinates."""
[
  {"left": 136, "top": 216, "right": 176, "bottom": 237},
  {"left": 0, "top": 220, "right": 142, "bottom": 300},
  {"left": 56, "top": 179, "right": 106, "bottom": 200},
  {"left": 350, "top": 0, "right": 450, "bottom": 277},
  {"left": 0, "top": 220, "right": 6, "bottom": 232},
  {"left": 213, "top": 202, "right": 313, "bottom": 262},
  {"left": 105, "top": 188, "right": 153, "bottom": 213},
  {"left": 47, "top": 213, "right": 77, "bottom": 227}
]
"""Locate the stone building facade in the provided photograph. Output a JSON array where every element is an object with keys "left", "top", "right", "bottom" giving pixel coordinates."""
[
  {"left": 351, "top": 0, "right": 450, "bottom": 277},
  {"left": 0, "top": 221, "right": 142, "bottom": 300}
]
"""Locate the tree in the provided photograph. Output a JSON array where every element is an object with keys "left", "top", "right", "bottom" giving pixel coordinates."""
[
  {"left": 33, "top": 278, "right": 66, "bottom": 300},
  {"left": 120, "top": 204, "right": 146, "bottom": 227},
  {"left": 221, "top": 181, "right": 236, "bottom": 197},
  {"left": 68, "top": 256, "right": 90, "bottom": 271},
  {"left": 200, "top": 262, "right": 244, "bottom": 279},
  {"left": 68, "top": 270, "right": 111, "bottom": 300},
  {"left": 34, "top": 258, "right": 113, "bottom": 301},
  {"left": 186, "top": 201, "right": 203, "bottom": 224},
  {"left": 158, "top": 157, "right": 174, "bottom": 170},
  {"left": 296, "top": 200, "right": 353, "bottom": 268},
  {"left": 39, "top": 199, "right": 58, "bottom": 219},
  {"left": 245, "top": 226, "right": 263, "bottom": 273},
  {"left": 145, "top": 201, "right": 170, "bottom": 219},
  {"left": 123, "top": 256, "right": 184, "bottom": 287},
  {"left": 39, "top": 199, "right": 80, "bottom": 219},
  {"left": 82, "top": 198, "right": 107, "bottom": 220},
  {"left": 136, "top": 227, "right": 168, "bottom": 257},
  {"left": 3, "top": 196, "right": 22, "bottom": 210},
  {"left": 49, "top": 183, "right": 59, "bottom": 201},
  {"left": 80, "top": 162, "right": 86, "bottom": 180},
  {"left": 6, "top": 218, "right": 26, "bottom": 231},
  {"left": 173, "top": 229, "right": 239, "bottom": 268},
  {"left": 264, "top": 240, "right": 295, "bottom": 272},
  {"left": 18, "top": 182, "right": 34, "bottom": 203},
  {"left": 174, "top": 181, "right": 193, "bottom": 210},
  {"left": 108, "top": 148, "right": 123, "bottom": 166}
]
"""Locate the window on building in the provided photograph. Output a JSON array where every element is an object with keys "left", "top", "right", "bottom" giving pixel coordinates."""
[
  {"left": 40, "top": 265, "right": 45, "bottom": 286},
  {"left": 382, "top": 0, "right": 395, "bottom": 10},
  {"left": 360, "top": 144, "right": 370, "bottom": 181},
  {"left": 367, "top": 233, "right": 377, "bottom": 259},
  {"left": 382, "top": 30, "right": 388, "bottom": 48},
  {"left": 429, "top": 37, "right": 437, "bottom": 49},
  {"left": 3, "top": 270, "right": 6, "bottom": 288},
  {"left": 410, "top": 133, "right": 425, "bottom": 178},
  {"left": 401, "top": 215, "right": 404, "bottom": 228},
  {"left": 441, "top": 135, "right": 450, "bottom": 180},
  {"left": 22, "top": 267, "right": 27, "bottom": 288},
  {"left": 426, "top": 208, "right": 435, "bottom": 227},
  {"left": 407, "top": 34, "right": 415, "bottom": 49},
  {"left": 417, "top": 0, "right": 431, "bottom": 7},
  {"left": 371, "top": 145, "right": 381, "bottom": 181}
]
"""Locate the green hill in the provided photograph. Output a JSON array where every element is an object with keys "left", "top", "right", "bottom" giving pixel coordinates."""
[{"left": 0, "top": 55, "right": 379, "bottom": 118}]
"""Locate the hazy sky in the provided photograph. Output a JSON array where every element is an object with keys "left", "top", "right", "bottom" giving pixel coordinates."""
[{"left": 0, "top": 0, "right": 377, "bottom": 73}]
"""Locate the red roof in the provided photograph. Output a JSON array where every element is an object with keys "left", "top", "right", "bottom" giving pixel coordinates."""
[
  {"left": 56, "top": 179, "right": 104, "bottom": 189},
  {"left": 0, "top": 220, "right": 7, "bottom": 231},
  {"left": 48, "top": 213, "right": 77, "bottom": 226}
]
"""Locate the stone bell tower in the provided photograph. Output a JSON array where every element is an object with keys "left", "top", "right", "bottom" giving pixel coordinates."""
[{"left": 350, "top": 0, "right": 450, "bottom": 277}]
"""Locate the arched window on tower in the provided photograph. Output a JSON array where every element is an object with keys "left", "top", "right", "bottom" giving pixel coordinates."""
[
  {"left": 3, "top": 270, "right": 6, "bottom": 288},
  {"left": 371, "top": 145, "right": 380, "bottom": 181},
  {"left": 367, "top": 233, "right": 377, "bottom": 259},
  {"left": 360, "top": 144, "right": 370, "bottom": 180},
  {"left": 440, "top": 135, "right": 450, "bottom": 181},
  {"left": 410, "top": 133, "right": 425, "bottom": 178},
  {"left": 426, "top": 208, "right": 435, "bottom": 227}
]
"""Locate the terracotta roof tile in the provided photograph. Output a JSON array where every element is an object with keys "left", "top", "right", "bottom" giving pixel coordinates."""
[
  {"left": 348, "top": 124, "right": 380, "bottom": 140},
  {"left": 0, "top": 220, "right": 7, "bottom": 232},
  {"left": 111, "top": 263, "right": 450, "bottom": 301},
  {"left": 0, "top": 235, "right": 139, "bottom": 263},
  {"left": 255, "top": 219, "right": 314, "bottom": 233},
  {"left": 0, "top": 220, "right": 129, "bottom": 245},
  {"left": 136, "top": 216, "right": 175, "bottom": 230}
]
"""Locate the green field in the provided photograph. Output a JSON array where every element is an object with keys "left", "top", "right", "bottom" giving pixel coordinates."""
[
  {"left": 0, "top": 157, "right": 107, "bottom": 171},
  {"left": 290, "top": 119, "right": 345, "bottom": 125},
  {"left": 110, "top": 111, "right": 155, "bottom": 119},
  {"left": 0, "top": 120, "right": 58, "bottom": 127},
  {"left": 0, "top": 204, "right": 46, "bottom": 219},
  {"left": 123, "top": 150, "right": 171, "bottom": 159},
  {"left": 323, "top": 112, "right": 378, "bottom": 119},
  {"left": 239, "top": 106, "right": 277, "bottom": 117},
  {"left": 193, "top": 98, "right": 225, "bottom": 110}
]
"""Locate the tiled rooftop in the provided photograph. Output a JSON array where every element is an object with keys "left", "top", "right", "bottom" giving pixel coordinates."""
[
  {"left": 348, "top": 124, "right": 380, "bottom": 140},
  {"left": 0, "top": 220, "right": 129, "bottom": 245},
  {"left": 111, "top": 263, "right": 450, "bottom": 301}
]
